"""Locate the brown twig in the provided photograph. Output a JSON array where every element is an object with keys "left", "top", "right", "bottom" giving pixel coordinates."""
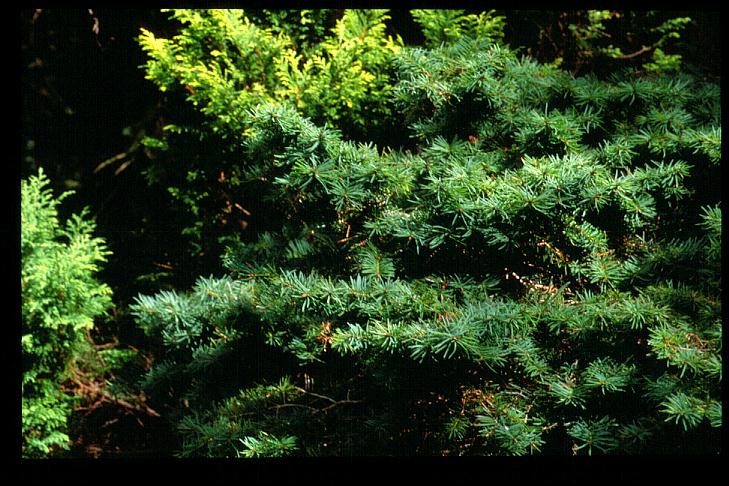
[
  {"left": 269, "top": 403, "right": 318, "bottom": 412},
  {"left": 65, "top": 370, "right": 160, "bottom": 418},
  {"left": 294, "top": 386, "right": 336, "bottom": 403},
  {"left": 287, "top": 386, "right": 362, "bottom": 414},
  {"left": 314, "top": 399, "right": 362, "bottom": 414},
  {"left": 613, "top": 45, "right": 653, "bottom": 60},
  {"left": 93, "top": 341, "right": 119, "bottom": 351}
]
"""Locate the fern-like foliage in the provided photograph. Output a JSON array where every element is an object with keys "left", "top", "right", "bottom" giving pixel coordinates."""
[{"left": 21, "top": 169, "right": 113, "bottom": 457}]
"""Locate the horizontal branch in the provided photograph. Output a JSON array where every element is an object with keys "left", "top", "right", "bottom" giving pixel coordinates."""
[
  {"left": 314, "top": 399, "right": 362, "bottom": 414},
  {"left": 613, "top": 45, "right": 652, "bottom": 60}
]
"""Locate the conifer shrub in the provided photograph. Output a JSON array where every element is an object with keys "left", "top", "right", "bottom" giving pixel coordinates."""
[
  {"left": 137, "top": 9, "right": 405, "bottom": 264},
  {"left": 21, "top": 169, "right": 114, "bottom": 457},
  {"left": 132, "top": 9, "right": 721, "bottom": 456}
]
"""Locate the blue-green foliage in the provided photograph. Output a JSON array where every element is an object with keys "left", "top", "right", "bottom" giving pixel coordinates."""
[{"left": 133, "top": 10, "right": 721, "bottom": 456}]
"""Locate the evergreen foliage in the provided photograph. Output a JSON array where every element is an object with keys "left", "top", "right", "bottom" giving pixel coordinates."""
[
  {"left": 411, "top": 9, "right": 505, "bottom": 47},
  {"left": 132, "top": 9, "right": 721, "bottom": 456},
  {"left": 137, "top": 9, "right": 404, "bottom": 262},
  {"left": 21, "top": 169, "right": 114, "bottom": 457}
]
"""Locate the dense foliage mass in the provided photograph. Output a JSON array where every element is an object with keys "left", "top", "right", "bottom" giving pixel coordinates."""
[
  {"left": 129, "top": 9, "right": 721, "bottom": 457},
  {"left": 21, "top": 170, "right": 114, "bottom": 457},
  {"left": 20, "top": 9, "right": 720, "bottom": 459}
]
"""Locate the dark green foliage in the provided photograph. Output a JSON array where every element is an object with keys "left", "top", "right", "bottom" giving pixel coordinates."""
[{"left": 132, "top": 9, "right": 721, "bottom": 456}]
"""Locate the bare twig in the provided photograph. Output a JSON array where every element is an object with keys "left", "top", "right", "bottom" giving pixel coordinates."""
[
  {"left": 269, "top": 403, "right": 318, "bottom": 412},
  {"left": 65, "top": 370, "right": 160, "bottom": 418},
  {"left": 613, "top": 45, "right": 653, "bottom": 60},
  {"left": 314, "top": 399, "right": 362, "bottom": 414},
  {"left": 294, "top": 386, "right": 337, "bottom": 403},
  {"left": 283, "top": 386, "right": 362, "bottom": 414}
]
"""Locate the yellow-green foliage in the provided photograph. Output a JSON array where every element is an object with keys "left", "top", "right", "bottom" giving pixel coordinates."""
[
  {"left": 137, "top": 9, "right": 405, "bottom": 261},
  {"left": 411, "top": 9, "right": 506, "bottom": 47},
  {"left": 21, "top": 169, "right": 113, "bottom": 457},
  {"left": 139, "top": 9, "right": 401, "bottom": 135}
]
